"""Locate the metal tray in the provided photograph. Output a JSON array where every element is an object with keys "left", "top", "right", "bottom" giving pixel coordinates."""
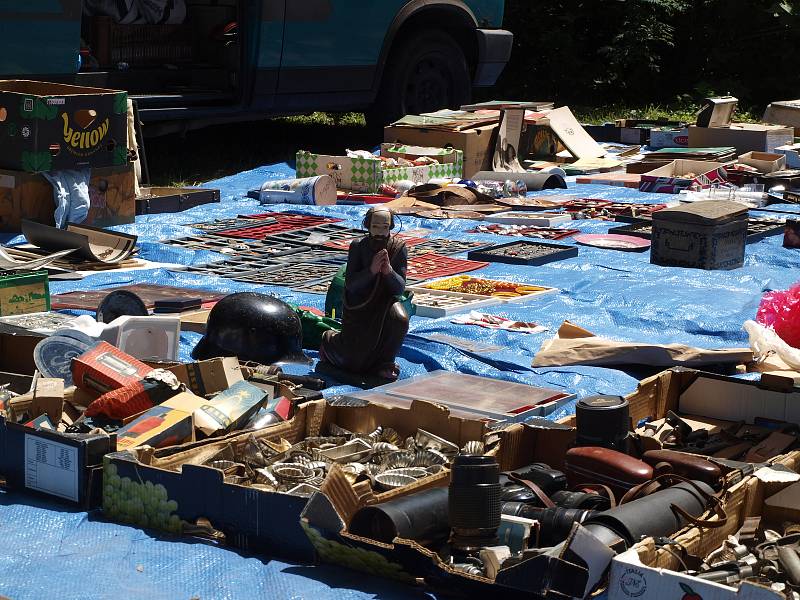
[{"left": 467, "top": 240, "right": 579, "bottom": 266}]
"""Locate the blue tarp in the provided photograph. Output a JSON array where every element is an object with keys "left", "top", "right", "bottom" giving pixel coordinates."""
[{"left": 2, "top": 162, "right": 799, "bottom": 599}]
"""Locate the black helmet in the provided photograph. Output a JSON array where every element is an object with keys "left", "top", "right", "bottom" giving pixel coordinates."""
[{"left": 192, "top": 292, "right": 308, "bottom": 365}]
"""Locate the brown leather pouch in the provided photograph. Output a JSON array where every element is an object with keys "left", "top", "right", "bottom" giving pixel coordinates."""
[
  {"left": 642, "top": 449, "right": 722, "bottom": 487},
  {"left": 565, "top": 447, "right": 653, "bottom": 498}
]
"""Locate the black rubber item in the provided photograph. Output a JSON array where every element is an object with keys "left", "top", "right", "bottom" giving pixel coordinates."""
[
  {"left": 575, "top": 395, "right": 630, "bottom": 451},
  {"left": 192, "top": 292, "right": 307, "bottom": 365},
  {"left": 510, "top": 463, "right": 568, "bottom": 497},
  {"left": 449, "top": 454, "right": 502, "bottom": 552},
  {"left": 96, "top": 290, "right": 148, "bottom": 324},
  {"left": 368, "top": 29, "right": 471, "bottom": 128},
  {"left": 348, "top": 487, "right": 449, "bottom": 545},
  {"left": 583, "top": 480, "right": 715, "bottom": 551},
  {"left": 501, "top": 502, "right": 596, "bottom": 547},
  {"left": 550, "top": 489, "right": 611, "bottom": 510}
]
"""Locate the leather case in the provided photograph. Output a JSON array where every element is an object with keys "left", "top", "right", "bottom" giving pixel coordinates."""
[
  {"left": 642, "top": 449, "right": 722, "bottom": 487},
  {"left": 565, "top": 447, "right": 653, "bottom": 498}
]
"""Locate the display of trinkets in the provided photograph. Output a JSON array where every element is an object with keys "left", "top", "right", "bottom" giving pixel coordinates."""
[
  {"left": 161, "top": 234, "right": 309, "bottom": 258},
  {"left": 232, "top": 261, "right": 343, "bottom": 286},
  {"left": 268, "top": 224, "right": 366, "bottom": 247},
  {"left": 409, "top": 238, "right": 490, "bottom": 256},
  {"left": 212, "top": 213, "right": 343, "bottom": 240},
  {"left": 611, "top": 216, "right": 788, "bottom": 244},
  {"left": 467, "top": 223, "right": 580, "bottom": 240},
  {"left": 422, "top": 275, "right": 557, "bottom": 302},
  {"left": 467, "top": 241, "right": 579, "bottom": 266},
  {"left": 292, "top": 280, "right": 332, "bottom": 295},
  {"left": 408, "top": 288, "right": 501, "bottom": 318},
  {"left": 193, "top": 424, "right": 481, "bottom": 496},
  {"left": 185, "top": 216, "right": 278, "bottom": 233},
  {"left": 405, "top": 253, "right": 488, "bottom": 284},
  {"left": 747, "top": 216, "right": 788, "bottom": 242},
  {"left": 0, "top": 311, "right": 78, "bottom": 334}
]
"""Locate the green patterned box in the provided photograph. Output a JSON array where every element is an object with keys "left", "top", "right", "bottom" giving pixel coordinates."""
[{"left": 296, "top": 144, "right": 463, "bottom": 193}]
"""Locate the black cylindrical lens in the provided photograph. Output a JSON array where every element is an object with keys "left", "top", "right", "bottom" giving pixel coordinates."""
[
  {"left": 500, "top": 502, "right": 596, "bottom": 546},
  {"left": 575, "top": 395, "right": 630, "bottom": 451},
  {"left": 550, "top": 490, "right": 611, "bottom": 510},
  {"left": 349, "top": 487, "right": 450, "bottom": 546},
  {"left": 449, "top": 454, "right": 501, "bottom": 552}
]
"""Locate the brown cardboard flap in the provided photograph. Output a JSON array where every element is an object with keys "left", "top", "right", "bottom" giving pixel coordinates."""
[{"left": 319, "top": 465, "right": 363, "bottom": 525}]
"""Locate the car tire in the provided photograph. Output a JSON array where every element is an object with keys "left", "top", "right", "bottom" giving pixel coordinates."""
[{"left": 367, "top": 29, "right": 472, "bottom": 129}]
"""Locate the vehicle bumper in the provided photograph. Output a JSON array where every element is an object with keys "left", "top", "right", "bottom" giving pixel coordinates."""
[{"left": 474, "top": 29, "right": 513, "bottom": 87}]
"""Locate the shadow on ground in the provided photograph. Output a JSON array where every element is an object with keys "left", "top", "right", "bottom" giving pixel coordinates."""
[{"left": 144, "top": 113, "right": 374, "bottom": 186}]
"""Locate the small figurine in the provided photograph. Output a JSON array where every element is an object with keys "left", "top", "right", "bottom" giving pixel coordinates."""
[{"left": 319, "top": 207, "right": 408, "bottom": 381}]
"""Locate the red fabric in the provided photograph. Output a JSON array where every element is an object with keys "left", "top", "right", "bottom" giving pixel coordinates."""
[{"left": 84, "top": 381, "right": 153, "bottom": 420}]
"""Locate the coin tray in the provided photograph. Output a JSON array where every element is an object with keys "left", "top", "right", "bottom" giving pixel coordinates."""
[
  {"left": 408, "top": 238, "right": 489, "bottom": 256},
  {"left": 608, "top": 221, "right": 653, "bottom": 239},
  {"left": 268, "top": 224, "right": 366, "bottom": 246},
  {"left": 747, "top": 216, "right": 787, "bottom": 242},
  {"left": 213, "top": 213, "right": 343, "bottom": 239},
  {"left": 232, "top": 262, "right": 343, "bottom": 287},
  {"left": 161, "top": 235, "right": 309, "bottom": 258},
  {"left": 466, "top": 224, "right": 580, "bottom": 240},
  {"left": 405, "top": 253, "right": 488, "bottom": 284},
  {"left": 407, "top": 288, "right": 501, "bottom": 318},
  {"left": 291, "top": 280, "right": 332, "bottom": 294},
  {"left": 484, "top": 211, "right": 573, "bottom": 227},
  {"left": 322, "top": 234, "right": 428, "bottom": 252},
  {"left": 562, "top": 199, "right": 613, "bottom": 212},
  {"left": 467, "top": 241, "right": 578, "bottom": 266},
  {"left": 185, "top": 216, "right": 277, "bottom": 232}
]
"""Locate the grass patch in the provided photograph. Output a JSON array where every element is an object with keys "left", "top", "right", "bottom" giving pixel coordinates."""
[{"left": 574, "top": 103, "right": 760, "bottom": 124}]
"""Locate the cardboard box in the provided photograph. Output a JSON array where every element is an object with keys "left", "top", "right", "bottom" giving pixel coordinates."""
[
  {"left": 688, "top": 124, "right": 794, "bottom": 156},
  {"left": 608, "top": 452, "right": 800, "bottom": 600},
  {"left": 774, "top": 143, "right": 800, "bottom": 169},
  {"left": 301, "top": 420, "right": 605, "bottom": 599},
  {"left": 639, "top": 159, "right": 728, "bottom": 194},
  {"left": 0, "top": 271, "right": 49, "bottom": 315},
  {"left": 104, "top": 398, "right": 493, "bottom": 562},
  {"left": 738, "top": 151, "right": 786, "bottom": 173},
  {"left": 296, "top": 144, "right": 463, "bottom": 193},
  {"left": 763, "top": 99, "right": 800, "bottom": 134},
  {"left": 649, "top": 127, "right": 689, "bottom": 149},
  {"left": 0, "top": 164, "right": 136, "bottom": 232},
  {"left": 166, "top": 357, "right": 244, "bottom": 398},
  {"left": 115, "top": 391, "right": 207, "bottom": 451},
  {"left": 383, "top": 123, "right": 497, "bottom": 178},
  {"left": 72, "top": 341, "right": 154, "bottom": 396},
  {"left": 0, "top": 80, "right": 128, "bottom": 172},
  {"left": 0, "top": 414, "right": 115, "bottom": 508},
  {"left": 135, "top": 186, "right": 220, "bottom": 216},
  {"left": 0, "top": 322, "right": 45, "bottom": 375},
  {"left": 192, "top": 380, "right": 270, "bottom": 436},
  {"left": 650, "top": 201, "right": 747, "bottom": 270}
]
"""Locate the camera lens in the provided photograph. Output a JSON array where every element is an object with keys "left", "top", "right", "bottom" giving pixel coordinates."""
[
  {"left": 449, "top": 454, "right": 502, "bottom": 553},
  {"left": 575, "top": 395, "right": 630, "bottom": 451},
  {"left": 550, "top": 490, "right": 610, "bottom": 510},
  {"left": 501, "top": 502, "right": 596, "bottom": 547}
]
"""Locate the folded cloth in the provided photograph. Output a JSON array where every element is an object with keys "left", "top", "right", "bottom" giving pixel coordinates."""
[{"left": 42, "top": 169, "right": 91, "bottom": 228}]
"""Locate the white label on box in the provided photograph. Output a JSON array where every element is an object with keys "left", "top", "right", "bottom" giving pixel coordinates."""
[{"left": 24, "top": 434, "right": 79, "bottom": 502}]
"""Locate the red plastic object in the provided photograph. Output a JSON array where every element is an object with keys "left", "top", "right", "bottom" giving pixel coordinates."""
[
  {"left": 215, "top": 213, "right": 341, "bottom": 239},
  {"left": 757, "top": 283, "right": 800, "bottom": 348},
  {"left": 406, "top": 253, "right": 488, "bottom": 282}
]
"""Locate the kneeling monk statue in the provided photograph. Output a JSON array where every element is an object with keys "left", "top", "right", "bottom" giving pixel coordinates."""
[{"left": 320, "top": 207, "right": 408, "bottom": 381}]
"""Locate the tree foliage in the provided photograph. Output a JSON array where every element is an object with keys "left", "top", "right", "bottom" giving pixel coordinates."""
[{"left": 497, "top": 0, "right": 800, "bottom": 109}]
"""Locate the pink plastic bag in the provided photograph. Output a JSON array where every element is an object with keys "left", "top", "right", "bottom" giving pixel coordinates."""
[{"left": 757, "top": 283, "right": 800, "bottom": 349}]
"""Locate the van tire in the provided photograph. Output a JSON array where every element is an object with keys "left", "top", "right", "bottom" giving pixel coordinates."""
[{"left": 367, "top": 29, "right": 472, "bottom": 129}]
